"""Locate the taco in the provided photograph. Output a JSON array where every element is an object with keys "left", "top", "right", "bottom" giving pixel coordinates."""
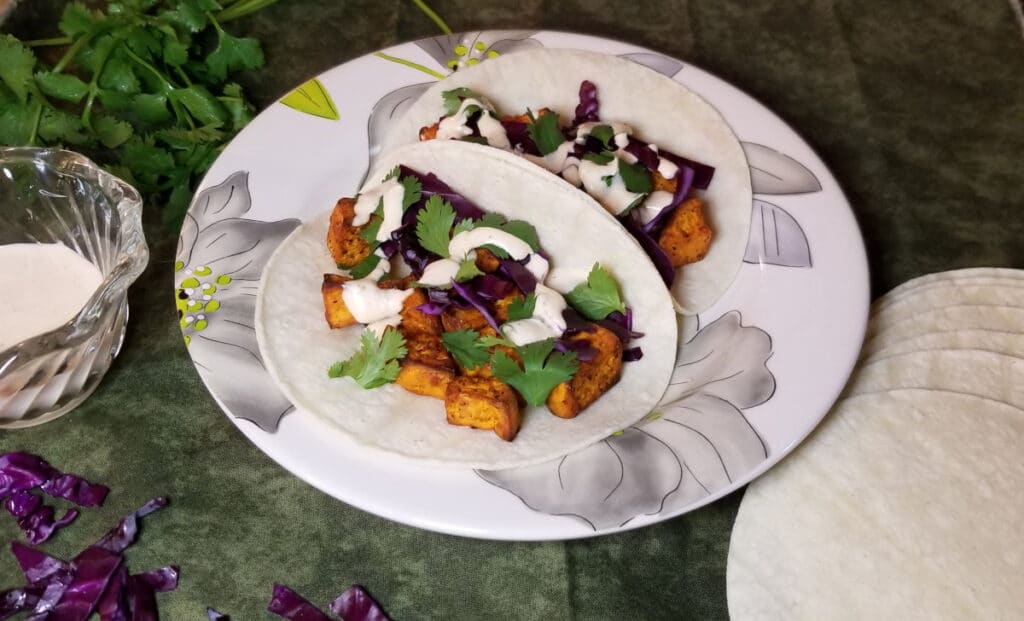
[
  {"left": 256, "top": 140, "right": 677, "bottom": 470},
  {"left": 378, "top": 48, "right": 753, "bottom": 314}
]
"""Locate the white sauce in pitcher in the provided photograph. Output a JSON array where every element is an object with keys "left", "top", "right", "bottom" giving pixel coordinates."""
[{"left": 0, "top": 243, "right": 104, "bottom": 350}]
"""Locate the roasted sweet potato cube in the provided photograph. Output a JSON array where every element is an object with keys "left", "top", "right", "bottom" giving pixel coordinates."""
[
  {"left": 444, "top": 376, "right": 521, "bottom": 441},
  {"left": 499, "top": 108, "right": 552, "bottom": 124},
  {"left": 493, "top": 290, "right": 525, "bottom": 323},
  {"left": 395, "top": 332, "right": 456, "bottom": 399},
  {"left": 327, "top": 197, "right": 372, "bottom": 268},
  {"left": 474, "top": 248, "right": 501, "bottom": 273},
  {"left": 398, "top": 289, "right": 443, "bottom": 337},
  {"left": 652, "top": 170, "right": 679, "bottom": 193},
  {"left": 546, "top": 324, "right": 623, "bottom": 419},
  {"left": 419, "top": 121, "right": 440, "bottom": 141},
  {"left": 322, "top": 274, "right": 357, "bottom": 329},
  {"left": 657, "top": 197, "right": 713, "bottom": 268},
  {"left": 441, "top": 305, "right": 492, "bottom": 335}
]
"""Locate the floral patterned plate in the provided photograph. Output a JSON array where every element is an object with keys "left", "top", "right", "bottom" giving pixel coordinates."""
[{"left": 175, "top": 31, "right": 869, "bottom": 540}]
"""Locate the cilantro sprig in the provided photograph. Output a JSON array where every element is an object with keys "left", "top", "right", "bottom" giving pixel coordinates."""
[
  {"left": 0, "top": 0, "right": 278, "bottom": 226},
  {"left": 526, "top": 109, "right": 565, "bottom": 156},
  {"left": 506, "top": 294, "right": 536, "bottom": 322},
  {"left": 441, "top": 87, "right": 478, "bottom": 115},
  {"left": 328, "top": 328, "right": 407, "bottom": 389},
  {"left": 441, "top": 329, "right": 491, "bottom": 371},
  {"left": 491, "top": 339, "right": 579, "bottom": 406},
  {"left": 416, "top": 195, "right": 457, "bottom": 256},
  {"left": 565, "top": 264, "right": 627, "bottom": 320}
]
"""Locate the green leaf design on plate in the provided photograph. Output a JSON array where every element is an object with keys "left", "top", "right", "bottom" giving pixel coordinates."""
[{"left": 280, "top": 78, "right": 339, "bottom": 120}]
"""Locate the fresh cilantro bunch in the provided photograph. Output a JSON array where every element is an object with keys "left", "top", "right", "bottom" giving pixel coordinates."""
[{"left": 0, "top": 0, "right": 279, "bottom": 226}]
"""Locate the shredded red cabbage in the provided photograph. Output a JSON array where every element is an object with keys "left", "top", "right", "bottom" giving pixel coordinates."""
[
  {"left": 657, "top": 150, "right": 715, "bottom": 190},
  {"left": 573, "top": 80, "right": 600, "bottom": 126},
  {"left": 622, "top": 347, "right": 644, "bottom": 362},
  {"left": 621, "top": 213, "right": 675, "bottom": 286},
  {"left": 642, "top": 165, "right": 695, "bottom": 235},
  {"left": 48, "top": 545, "right": 124, "bottom": 621},
  {"left": 398, "top": 165, "right": 485, "bottom": 221},
  {"left": 497, "top": 259, "right": 536, "bottom": 295},
  {"left": 450, "top": 279, "right": 501, "bottom": 333},
  {"left": 1, "top": 586, "right": 42, "bottom": 619},
  {"left": 474, "top": 274, "right": 515, "bottom": 300},
  {"left": 501, "top": 120, "right": 539, "bottom": 155},
  {"left": 561, "top": 309, "right": 598, "bottom": 336},
  {"left": 95, "top": 566, "right": 128, "bottom": 621},
  {"left": 5, "top": 493, "right": 78, "bottom": 545},
  {"left": 328, "top": 585, "right": 391, "bottom": 621},
  {"left": 0, "top": 452, "right": 109, "bottom": 545},
  {"left": 267, "top": 584, "right": 332, "bottom": 621},
  {"left": 12, "top": 542, "right": 69, "bottom": 586},
  {"left": 95, "top": 497, "right": 168, "bottom": 554},
  {"left": 554, "top": 338, "right": 598, "bottom": 362}
]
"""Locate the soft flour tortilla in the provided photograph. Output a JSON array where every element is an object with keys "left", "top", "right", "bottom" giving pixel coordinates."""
[
  {"left": 861, "top": 304, "right": 1024, "bottom": 359},
  {"left": 727, "top": 389, "right": 1024, "bottom": 620},
  {"left": 256, "top": 141, "right": 678, "bottom": 470},
  {"left": 379, "top": 49, "right": 753, "bottom": 314}
]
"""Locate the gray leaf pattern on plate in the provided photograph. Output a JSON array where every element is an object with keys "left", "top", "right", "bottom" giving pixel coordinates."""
[
  {"left": 175, "top": 171, "right": 300, "bottom": 431},
  {"left": 478, "top": 311, "right": 770, "bottom": 530},
  {"left": 618, "top": 52, "right": 685, "bottom": 77},
  {"left": 414, "top": 30, "right": 541, "bottom": 71},
  {"left": 743, "top": 199, "right": 812, "bottom": 267},
  {"left": 367, "top": 82, "right": 432, "bottom": 163},
  {"left": 742, "top": 142, "right": 822, "bottom": 195}
]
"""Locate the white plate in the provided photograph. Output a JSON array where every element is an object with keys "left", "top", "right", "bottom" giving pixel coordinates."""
[{"left": 173, "top": 30, "right": 869, "bottom": 540}]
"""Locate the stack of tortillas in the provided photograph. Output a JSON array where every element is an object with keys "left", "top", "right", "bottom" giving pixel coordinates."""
[{"left": 727, "top": 269, "right": 1024, "bottom": 620}]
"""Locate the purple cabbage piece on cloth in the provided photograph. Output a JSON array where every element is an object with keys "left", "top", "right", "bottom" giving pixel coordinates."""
[
  {"left": 0, "top": 453, "right": 55, "bottom": 498},
  {"left": 41, "top": 475, "right": 110, "bottom": 507},
  {"left": 1, "top": 586, "right": 42, "bottom": 619},
  {"left": 95, "top": 566, "right": 128, "bottom": 621},
  {"left": 207, "top": 608, "right": 231, "bottom": 620},
  {"left": 48, "top": 546, "right": 124, "bottom": 621},
  {"left": 328, "top": 584, "right": 391, "bottom": 621},
  {"left": 267, "top": 584, "right": 332, "bottom": 621},
  {"left": 12, "top": 542, "right": 70, "bottom": 586},
  {"left": 95, "top": 497, "right": 168, "bottom": 554},
  {"left": 5, "top": 494, "right": 79, "bottom": 545}
]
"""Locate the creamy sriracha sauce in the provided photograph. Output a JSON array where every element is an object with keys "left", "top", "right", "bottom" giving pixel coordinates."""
[{"left": 0, "top": 243, "right": 104, "bottom": 350}]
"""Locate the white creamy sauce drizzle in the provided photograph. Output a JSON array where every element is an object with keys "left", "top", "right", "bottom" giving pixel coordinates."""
[
  {"left": 438, "top": 98, "right": 510, "bottom": 149},
  {"left": 352, "top": 178, "right": 406, "bottom": 242},
  {"left": 657, "top": 157, "right": 679, "bottom": 180},
  {"left": 574, "top": 121, "right": 634, "bottom": 143},
  {"left": 448, "top": 227, "right": 532, "bottom": 261},
  {"left": 524, "top": 254, "right": 549, "bottom": 281},
  {"left": 417, "top": 258, "right": 461, "bottom": 287},
  {"left": 501, "top": 284, "right": 567, "bottom": 346},
  {"left": 523, "top": 141, "right": 576, "bottom": 175},
  {"left": 637, "top": 190, "right": 675, "bottom": 225},
  {"left": 577, "top": 158, "right": 645, "bottom": 215},
  {"left": 340, "top": 279, "right": 412, "bottom": 327},
  {"left": 0, "top": 243, "right": 103, "bottom": 350}
]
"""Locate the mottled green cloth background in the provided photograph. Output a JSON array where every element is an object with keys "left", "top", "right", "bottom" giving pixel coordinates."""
[{"left": 3, "top": 1, "right": 1023, "bottom": 618}]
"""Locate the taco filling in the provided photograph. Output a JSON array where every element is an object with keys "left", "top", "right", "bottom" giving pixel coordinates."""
[
  {"left": 418, "top": 82, "right": 716, "bottom": 287},
  {"left": 321, "top": 165, "right": 643, "bottom": 443}
]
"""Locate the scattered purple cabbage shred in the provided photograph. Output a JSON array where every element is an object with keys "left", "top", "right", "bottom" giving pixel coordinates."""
[{"left": 328, "top": 584, "right": 391, "bottom": 621}]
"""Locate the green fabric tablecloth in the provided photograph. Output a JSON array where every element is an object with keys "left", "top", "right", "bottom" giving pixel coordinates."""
[{"left": 3, "top": 1, "right": 1023, "bottom": 618}]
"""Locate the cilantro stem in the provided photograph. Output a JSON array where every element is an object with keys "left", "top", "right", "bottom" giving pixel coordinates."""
[
  {"left": 27, "top": 102, "right": 44, "bottom": 146},
  {"left": 411, "top": 0, "right": 453, "bottom": 34},
  {"left": 374, "top": 51, "right": 446, "bottom": 79},
  {"left": 79, "top": 37, "right": 117, "bottom": 131},
  {"left": 25, "top": 36, "right": 74, "bottom": 47},
  {"left": 174, "top": 66, "right": 193, "bottom": 87},
  {"left": 53, "top": 33, "right": 93, "bottom": 74},
  {"left": 214, "top": 0, "right": 282, "bottom": 23},
  {"left": 120, "top": 45, "right": 194, "bottom": 129}
]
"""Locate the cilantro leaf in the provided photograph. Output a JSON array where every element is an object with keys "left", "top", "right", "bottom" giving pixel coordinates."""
[
  {"left": 34, "top": 72, "right": 88, "bottom": 103},
  {"left": 526, "top": 109, "right": 564, "bottom": 156},
  {"left": 506, "top": 294, "right": 536, "bottom": 322},
  {"left": 451, "top": 218, "right": 476, "bottom": 237},
  {"left": 159, "top": 0, "right": 217, "bottom": 33},
  {"left": 618, "top": 159, "right": 653, "bottom": 194},
  {"left": 479, "top": 334, "right": 515, "bottom": 348},
  {"left": 400, "top": 175, "right": 422, "bottom": 212},
  {"left": 491, "top": 339, "right": 579, "bottom": 406},
  {"left": 358, "top": 199, "right": 384, "bottom": 246},
  {"left": 133, "top": 92, "right": 172, "bottom": 123},
  {"left": 480, "top": 244, "right": 510, "bottom": 259},
  {"left": 219, "top": 82, "right": 253, "bottom": 130},
  {"left": 171, "top": 85, "right": 229, "bottom": 126},
  {"left": 155, "top": 124, "right": 224, "bottom": 149},
  {"left": 582, "top": 151, "right": 615, "bottom": 165},
  {"left": 0, "top": 103, "right": 37, "bottom": 145},
  {"left": 441, "top": 329, "right": 490, "bottom": 371},
  {"left": 122, "top": 137, "right": 175, "bottom": 175},
  {"left": 588, "top": 124, "right": 615, "bottom": 149},
  {"left": 441, "top": 87, "right": 478, "bottom": 115},
  {"left": 564, "top": 264, "right": 627, "bottom": 320},
  {"left": 416, "top": 195, "right": 456, "bottom": 257},
  {"left": 206, "top": 29, "right": 265, "bottom": 82},
  {"left": 455, "top": 258, "right": 483, "bottom": 282},
  {"left": 499, "top": 220, "right": 540, "bottom": 251},
  {"left": 328, "top": 328, "right": 407, "bottom": 389},
  {"left": 0, "top": 35, "right": 37, "bottom": 103},
  {"left": 348, "top": 253, "right": 382, "bottom": 279},
  {"left": 476, "top": 213, "right": 505, "bottom": 228},
  {"left": 59, "top": 2, "right": 99, "bottom": 37},
  {"left": 99, "top": 55, "right": 141, "bottom": 95},
  {"left": 37, "top": 107, "right": 89, "bottom": 145},
  {"left": 93, "top": 114, "right": 134, "bottom": 148}
]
